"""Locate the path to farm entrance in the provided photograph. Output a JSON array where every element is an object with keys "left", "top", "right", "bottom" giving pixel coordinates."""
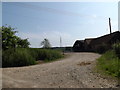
[{"left": 2, "top": 53, "right": 118, "bottom": 88}]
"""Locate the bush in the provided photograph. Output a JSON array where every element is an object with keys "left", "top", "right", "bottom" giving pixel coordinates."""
[
  {"left": 95, "top": 43, "right": 109, "bottom": 54},
  {"left": 113, "top": 43, "right": 120, "bottom": 58},
  {"left": 2, "top": 48, "right": 63, "bottom": 67},
  {"left": 97, "top": 50, "right": 120, "bottom": 78},
  {"left": 28, "top": 48, "right": 63, "bottom": 61},
  {"left": 0, "top": 50, "right": 2, "bottom": 67},
  {"left": 2, "top": 48, "right": 36, "bottom": 67}
]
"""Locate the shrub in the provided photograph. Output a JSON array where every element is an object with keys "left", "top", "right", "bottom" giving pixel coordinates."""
[
  {"left": 0, "top": 50, "right": 2, "bottom": 67},
  {"left": 28, "top": 48, "right": 63, "bottom": 61},
  {"left": 2, "top": 48, "right": 36, "bottom": 67},
  {"left": 95, "top": 43, "right": 109, "bottom": 54},
  {"left": 2, "top": 48, "right": 63, "bottom": 67},
  {"left": 113, "top": 43, "right": 120, "bottom": 58}
]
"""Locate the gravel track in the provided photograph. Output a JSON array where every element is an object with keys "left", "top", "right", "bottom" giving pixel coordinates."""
[{"left": 2, "top": 53, "right": 118, "bottom": 88}]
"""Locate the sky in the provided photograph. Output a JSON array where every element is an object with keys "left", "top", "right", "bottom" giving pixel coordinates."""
[{"left": 2, "top": 2, "right": 118, "bottom": 48}]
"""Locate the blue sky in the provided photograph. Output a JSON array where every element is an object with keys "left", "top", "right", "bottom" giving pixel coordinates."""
[{"left": 2, "top": 2, "right": 118, "bottom": 48}]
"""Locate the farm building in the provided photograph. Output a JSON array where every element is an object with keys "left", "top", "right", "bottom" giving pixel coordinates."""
[
  {"left": 73, "top": 31, "right": 120, "bottom": 52},
  {"left": 72, "top": 40, "right": 84, "bottom": 52}
]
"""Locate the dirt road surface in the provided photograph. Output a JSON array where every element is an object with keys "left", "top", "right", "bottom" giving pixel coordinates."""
[{"left": 2, "top": 53, "right": 118, "bottom": 88}]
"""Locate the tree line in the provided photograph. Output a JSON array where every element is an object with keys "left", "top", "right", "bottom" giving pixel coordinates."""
[{"left": 1, "top": 25, "right": 51, "bottom": 50}]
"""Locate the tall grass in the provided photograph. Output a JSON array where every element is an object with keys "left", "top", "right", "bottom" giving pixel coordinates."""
[
  {"left": 28, "top": 48, "right": 63, "bottom": 61},
  {"left": 97, "top": 50, "right": 120, "bottom": 78},
  {"left": 0, "top": 50, "right": 2, "bottom": 67},
  {"left": 2, "top": 48, "right": 36, "bottom": 67},
  {"left": 2, "top": 48, "right": 63, "bottom": 67}
]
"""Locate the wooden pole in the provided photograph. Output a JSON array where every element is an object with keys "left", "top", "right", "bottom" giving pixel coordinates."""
[{"left": 109, "top": 18, "right": 112, "bottom": 34}]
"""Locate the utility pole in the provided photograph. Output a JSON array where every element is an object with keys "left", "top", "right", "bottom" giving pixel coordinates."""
[
  {"left": 60, "top": 36, "right": 65, "bottom": 55},
  {"left": 109, "top": 18, "right": 112, "bottom": 34},
  {"left": 60, "top": 36, "right": 62, "bottom": 47}
]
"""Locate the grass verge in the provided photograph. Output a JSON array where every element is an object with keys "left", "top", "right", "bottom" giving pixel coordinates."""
[{"left": 96, "top": 50, "right": 120, "bottom": 78}]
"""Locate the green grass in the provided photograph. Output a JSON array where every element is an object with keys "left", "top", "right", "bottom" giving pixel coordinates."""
[
  {"left": 113, "top": 43, "right": 120, "bottom": 58},
  {"left": 96, "top": 50, "right": 120, "bottom": 78},
  {"left": 2, "top": 48, "right": 63, "bottom": 67},
  {"left": 28, "top": 48, "right": 63, "bottom": 61},
  {"left": 2, "top": 48, "right": 36, "bottom": 67}
]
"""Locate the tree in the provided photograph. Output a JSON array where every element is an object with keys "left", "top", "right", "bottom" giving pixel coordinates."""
[
  {"left": 41, "top": 38, "right": 51, "bottom": 48},
  {"left": 1, "top": 25, "right": 30, "bottom": 50},
  {"left": 17, "top": 38, "right": 30, "bottom": 48}
]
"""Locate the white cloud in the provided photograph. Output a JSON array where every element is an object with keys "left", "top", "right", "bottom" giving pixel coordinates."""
[{"left": 92, "top": 14, "right": 97, "bottom": 18}]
